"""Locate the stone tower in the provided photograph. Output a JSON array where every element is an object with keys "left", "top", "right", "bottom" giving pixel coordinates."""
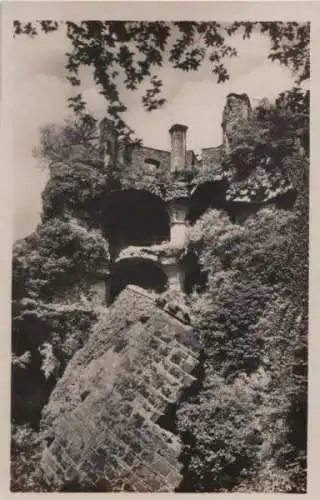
[{"left": 222, "top": 93, "right": 252, "bottom": 151}]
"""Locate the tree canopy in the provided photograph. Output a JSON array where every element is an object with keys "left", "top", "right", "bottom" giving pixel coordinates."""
[{"left": 14, "top": 21, "right": 309, "bottom": 138}]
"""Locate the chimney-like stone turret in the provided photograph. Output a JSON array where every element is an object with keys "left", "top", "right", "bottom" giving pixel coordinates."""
[
  {"left": 222, "top": 93, "right": 251, "bottom": 151},
  {"left": 169, "top": 124, "right": 188, "bottom": 173}
]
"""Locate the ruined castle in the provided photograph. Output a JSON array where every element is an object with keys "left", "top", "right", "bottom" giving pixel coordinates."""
[{"left": 39, "top": 93, "right": 294, "bottom": 491}]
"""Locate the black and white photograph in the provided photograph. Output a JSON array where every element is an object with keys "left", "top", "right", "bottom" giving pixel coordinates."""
[{"left": 8, "top": 1, "right": 309, "bottom": 494}]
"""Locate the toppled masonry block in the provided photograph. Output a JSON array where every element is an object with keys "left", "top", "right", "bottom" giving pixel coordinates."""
[{"left": 40, "top": 286, "right": 200, "bottom": 491}]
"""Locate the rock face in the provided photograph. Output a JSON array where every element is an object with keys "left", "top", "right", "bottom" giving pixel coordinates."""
[{"left": 40, "top": 286, "right": 200, "bottom": 491}]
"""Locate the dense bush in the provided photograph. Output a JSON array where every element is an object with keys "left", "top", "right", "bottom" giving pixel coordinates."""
[
  {"left": 13, "top": 217, "right": 109, "bottom": 300},
  {"left": 177, "top": 207, "right": 307, "bottom": 492},
  {"left": 176, "top": 89, "right": 308, "bottom": 492},
  {"left": 11, "top": 423, "right": 50, "bottom": 492},
  {"left": 41, "top": 163, "right": 106, "bottom": 223}
]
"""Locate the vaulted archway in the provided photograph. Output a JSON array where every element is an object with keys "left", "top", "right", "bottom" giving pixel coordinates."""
[
  {"left": 187, "top": 180, "right": 229, "bottom": 224},
  {"left": 109, "top": 257, "right": 168, "bottom": 302},
  {"left": 104, "top": 189, "right": 170, "bottom": 259}
]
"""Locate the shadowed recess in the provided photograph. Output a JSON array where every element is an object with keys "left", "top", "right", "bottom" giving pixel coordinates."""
[
  {"left": 108, "top": 257, "right": 168, "bottom": 302},
  {"left": 187, "top": 180, "right": 229, "bottom": 223},
  {"left": 104, "top": 189, "right": 170, "bottom": 258}
]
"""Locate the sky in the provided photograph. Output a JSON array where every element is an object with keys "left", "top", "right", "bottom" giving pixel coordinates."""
[{"left": 13, "top": 23, "right": 298, "bottom": 240}]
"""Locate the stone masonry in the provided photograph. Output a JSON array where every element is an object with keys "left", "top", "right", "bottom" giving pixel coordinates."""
[{"left": 40, "top": 286, "right": 200, "bottom": 491}]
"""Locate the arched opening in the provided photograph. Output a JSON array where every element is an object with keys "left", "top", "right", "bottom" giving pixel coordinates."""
[
  {"left": 187, "top": 180, "right": 228, "bottom": 224},
  {"left": 104, "top": 189, "right": 170, "bottom": 259},
  {"left": 109, "top": 257, "right": 168, "bottom": 303}
]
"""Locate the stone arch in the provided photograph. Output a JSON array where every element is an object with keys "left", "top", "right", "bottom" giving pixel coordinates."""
[
  {"left": 109, "top": 257, "right": 168, "bottom": 302},
  {"left": 187, "top": 180, "right": 229, "bottom": 223},
  {"left": 104, "top": 189, "right": 170, "bottom": 259}
]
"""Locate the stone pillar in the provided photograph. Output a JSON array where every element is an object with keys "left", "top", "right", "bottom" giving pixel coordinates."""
[
  {"left": 162, "top": 258, "right": 183, "bottom": 292},
  {"left": 168, "top": 199, "right": 189, "bottom": 247},
  {"left": 169, "top": 124, "right": 188, "bottom": 173}
]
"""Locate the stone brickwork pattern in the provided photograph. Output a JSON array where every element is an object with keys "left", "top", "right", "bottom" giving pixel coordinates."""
[
  {"left": 122, "top": 145, "right": 171, "bottom": 187},
  {"left": 40, "top": 286, "right": 200, "bottom": 491}
]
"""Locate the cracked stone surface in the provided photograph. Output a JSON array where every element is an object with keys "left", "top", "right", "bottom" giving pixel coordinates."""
[{"left": 40, "top": 286, "right": 200, "bottom": 491}]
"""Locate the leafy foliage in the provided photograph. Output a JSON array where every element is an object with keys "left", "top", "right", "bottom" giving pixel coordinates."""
[
  {"left": 11, "top": 423, "right": 50, "bottom": 492},
  {"left": 11, "top": 215, "right": 109, "bottom": 430},
  {"left": 33, "top": 115, "right": 100, "bottom": 169},
  {"left": 14, "top": 21, "right": 309, "bottom": 138},
  {"left": 177, "top": 207, "right": 307, "bottom": 492},
  {"left": 177, "top": 86, "right": 308, "bottom": 492},
  {"left": 13, "top": 217, "right": 109, "bottom": 299},
  {"left": 41, "top": 162, "right": 107, "bottom": 223},
  {"left": 32, "top": 116, "right": 109, "bottom": 223},
  {"left": 223, "top": 87, "right": 309, "bottom": 199},
  {"left": 12, "top": 297, "right": 101, "bottom": 428}
]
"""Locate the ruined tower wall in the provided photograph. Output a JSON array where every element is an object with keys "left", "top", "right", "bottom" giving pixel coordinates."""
[{"left": 222, "top": 93, "right": 252, "bottom": 150}]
